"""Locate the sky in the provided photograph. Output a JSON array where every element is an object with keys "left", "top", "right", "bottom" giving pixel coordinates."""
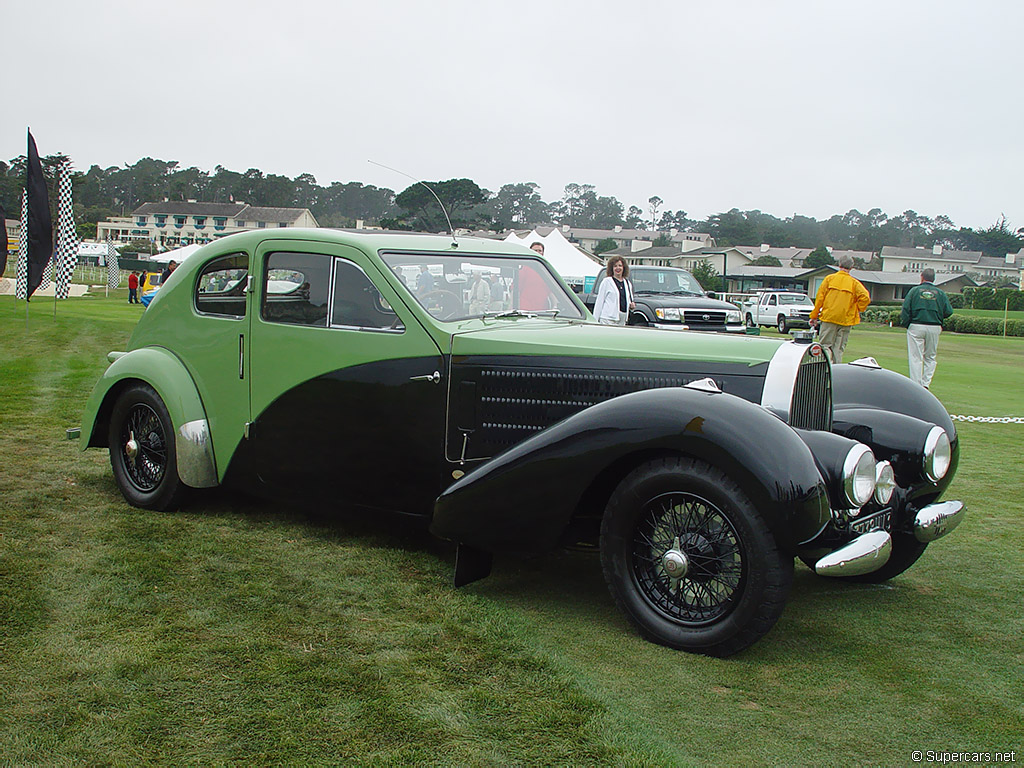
[{"left": 4, "top": 0, "right": 1022, "bottom": 231}]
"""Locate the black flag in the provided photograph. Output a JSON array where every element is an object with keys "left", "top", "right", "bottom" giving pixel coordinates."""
[
  {"left": 0, "top": 203, "right": 8, "bottom": 277},
  {"left": 25, "top": 129, "right": 53, "bottom": 300}
]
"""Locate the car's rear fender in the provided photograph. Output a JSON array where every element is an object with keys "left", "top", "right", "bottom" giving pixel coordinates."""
[
  {"left": 80, "top": 347, "right": 217, "bottom": 488},
  {"left": 431, "top": 386, "right": 831, "bottom": 557}
]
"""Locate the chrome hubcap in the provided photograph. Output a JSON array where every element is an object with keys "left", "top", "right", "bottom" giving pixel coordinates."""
[
  {"left": 662, "top": 537, "right": 690, "bottom": 581},
  {"left": 125, "top": 431, "right": 138, "bottom": 462}
]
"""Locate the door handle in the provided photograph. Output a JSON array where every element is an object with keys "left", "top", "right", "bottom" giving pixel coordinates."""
[{"left": 410, "top": 370, "right": 441, "bottom": 384}]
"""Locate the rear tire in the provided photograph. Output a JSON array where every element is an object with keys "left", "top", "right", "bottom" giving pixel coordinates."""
[
  {"left": 108, "top": 383, "right": 185, "bottom": 511},
  {"left": 600, "top": 457, "right": 792, "bottom": 656}
]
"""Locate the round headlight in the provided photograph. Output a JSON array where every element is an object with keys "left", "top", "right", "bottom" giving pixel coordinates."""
[
  {"left": 923, "top": 426, "right": 951, "bottom": 483},
  {"left": 842, "top": 444, "right": 876, "bottom": 509},
  {"left": 874, "top": 461, "right": 896, "bottom": 505}
]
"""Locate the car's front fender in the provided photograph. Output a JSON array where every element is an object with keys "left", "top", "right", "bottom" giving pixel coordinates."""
[
  {"left": 430, "top": 386, "right": 831, "bottom": 556},
  {"left": 80, "top": 347, "right": 217, "bottom": 488}
]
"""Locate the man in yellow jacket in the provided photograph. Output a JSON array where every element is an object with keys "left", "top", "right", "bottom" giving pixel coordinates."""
[{"left": 809, "top": 254, "right": 870, "bottom": 363}]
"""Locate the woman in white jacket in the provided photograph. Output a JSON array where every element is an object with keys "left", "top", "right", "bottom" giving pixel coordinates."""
[{"left": 592, "top": 255, "right": 635, "bottom": 325}]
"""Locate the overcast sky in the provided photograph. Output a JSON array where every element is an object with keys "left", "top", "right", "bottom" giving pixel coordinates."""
[{"left": 4, "top": 0, "right": 1022, "bottom": 230}]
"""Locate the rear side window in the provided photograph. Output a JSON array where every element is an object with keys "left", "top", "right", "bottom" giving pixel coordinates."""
[
  {"left": 262, "top": 252, "right": 331, "bottom": 327},
  {"left": 195, "top": 253, "right": 249, "bottom": 318}
]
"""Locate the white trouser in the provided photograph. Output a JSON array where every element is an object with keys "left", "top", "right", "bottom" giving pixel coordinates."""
[{"left": 907, "top": 323, "right": 942, "bottom": 388}]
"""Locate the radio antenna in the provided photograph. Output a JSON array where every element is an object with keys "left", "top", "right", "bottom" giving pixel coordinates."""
[{"left": 368, "top": 160, "right": 458, "bottom": 248}]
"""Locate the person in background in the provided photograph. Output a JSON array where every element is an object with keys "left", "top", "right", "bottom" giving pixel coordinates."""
[
  {"left": 469, "top": 271, "right": 492, "bottom": 314},
  {"left": 416, "top": 264, "right": 434, "bottom": 296},
  {"left": 530, "top": 241, "right": 545, "bottom": 256},
  {"left": 159, "top": 260, "right": 178, "bottom": 284},
  {"left": 809, "top": 254, "right": 870, "bottom": 363},
  {"left": 127, "top": 271, "right": 139, "bottom": 304},
  {"left": 900, "top": 268, "right": 953, "bottom": 389},
  {"left": 592, "top": 255, "right": 635, "bottom": 325}
]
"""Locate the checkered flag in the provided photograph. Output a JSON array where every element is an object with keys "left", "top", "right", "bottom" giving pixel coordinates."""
[
  {"left": 16, "top": 190, "right": 28, "bottom": 299},
  {"left": 106, "top": 237, "right": 120, "bottom": 290},
  {"left": 54, "top": 160, "right": 78, "bottom": 299},
  {"left": 40, "top": 255, "right": 53, "bottom": 291}
]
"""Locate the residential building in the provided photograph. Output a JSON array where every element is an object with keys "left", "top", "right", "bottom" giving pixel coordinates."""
[
  {"left": 95, "top": 201, "right": 318, "bottom": 250},
  {"left": 880, "top": 245, "right": 1022, "bottom": 286}
]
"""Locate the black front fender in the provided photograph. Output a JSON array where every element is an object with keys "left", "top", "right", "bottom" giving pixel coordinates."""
[{"left": 430, "top": 387, "right": 830, "bottom": 557}]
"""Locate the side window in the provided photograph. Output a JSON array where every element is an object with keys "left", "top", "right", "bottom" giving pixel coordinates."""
[
  {"left": 768, "top": 294, "right": 777, "bottom": 306},
  {"left": 262, "top": 252, "right": 330, "bottom": 327},
  {"left": 332, "top": 259, "right": 403, "bottom": 331},
  {"left": 195, "top": 253, "right": 248, "bottom": 317}
]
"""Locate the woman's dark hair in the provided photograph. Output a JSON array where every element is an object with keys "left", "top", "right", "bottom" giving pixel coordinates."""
[{"left": 605, "top": 255, "right": 630, "bottom": 278}]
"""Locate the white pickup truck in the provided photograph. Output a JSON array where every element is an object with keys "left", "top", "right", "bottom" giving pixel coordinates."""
[{"left": 742, "top": 290, "right": 814, "bottom": 333}]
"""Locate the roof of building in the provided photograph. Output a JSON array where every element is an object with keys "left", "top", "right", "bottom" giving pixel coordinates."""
[
  {"left": 880, "top": 245, "right": 983, "bottom": 262},
  {"left": 131, "top": 202, "right": 313, "bottom": 223}
]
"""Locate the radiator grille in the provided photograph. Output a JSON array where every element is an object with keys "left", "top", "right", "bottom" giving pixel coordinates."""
[
  {"left": 790, "top": 352, "right": 832, "bottom": 431},
  {"left": 682, "top": 309, "right": 728, "bottom": 325}
]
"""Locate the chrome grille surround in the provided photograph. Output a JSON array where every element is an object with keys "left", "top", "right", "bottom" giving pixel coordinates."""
[{"left": 761, "top": 341, "right": 833, "bottom": 431}]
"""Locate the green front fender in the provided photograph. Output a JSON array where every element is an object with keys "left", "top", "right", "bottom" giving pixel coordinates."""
[{"left": 80, "top": 347, "right": 218, "bottom": 488}]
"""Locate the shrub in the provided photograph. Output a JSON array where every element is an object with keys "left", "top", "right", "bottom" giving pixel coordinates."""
[
  {"left": 948, "top": 293, "right": 964, "bottom": 309},
  {"left": 943, "top": 315, "right": 1024, "bottom": 336}
]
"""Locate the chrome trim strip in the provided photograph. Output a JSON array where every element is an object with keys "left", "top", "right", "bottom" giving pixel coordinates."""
[
  {"left": 814, "top": 530, "right": 892, "bottom": 576},
  {"left": 761, "top": 341, "right": 826, "bottom": 421},
  {"left": 914, "top": 500, "right": 966, "bottom": 542},
  {"left": 176, "top": 419, "right": 218, "bottom": 488}
]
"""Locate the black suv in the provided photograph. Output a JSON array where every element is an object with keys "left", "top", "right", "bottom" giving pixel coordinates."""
[{"left": 582, "top": 265, "right": 745, "bottom": 332}]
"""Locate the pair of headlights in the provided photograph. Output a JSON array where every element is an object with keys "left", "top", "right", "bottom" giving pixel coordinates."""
[
  {"left": 841, "top": 426, "right": 952, "bottom": 510},
  {"left": 654, "top": 308, "right": 743, "bottom": 324}
]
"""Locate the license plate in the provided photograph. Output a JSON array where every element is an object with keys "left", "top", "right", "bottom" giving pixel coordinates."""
[{"left": 850, "top": 510, "right": 892, "bottom": 534}]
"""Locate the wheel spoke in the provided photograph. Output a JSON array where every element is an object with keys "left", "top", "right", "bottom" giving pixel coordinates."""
[{"left": 631, "top": 491, "right": 746, "bottom": 626}]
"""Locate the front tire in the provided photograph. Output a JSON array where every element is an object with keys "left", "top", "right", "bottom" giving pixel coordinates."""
[
  {"left": 777, "top": 316, "right": 788, "bottom": 334},
  {"left": 600, "top": 457, "right": 792, "bottom": 656},
  {"left": 745, "top": 313, "right": 755, "bottom": 328},
  {"left": 108, "top": 383, "right": 185, "bottom": 511}
]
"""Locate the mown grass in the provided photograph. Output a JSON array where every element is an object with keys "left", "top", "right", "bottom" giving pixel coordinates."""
[{"left": 1, "top": 292, "right": 1021, "bottom": 765}]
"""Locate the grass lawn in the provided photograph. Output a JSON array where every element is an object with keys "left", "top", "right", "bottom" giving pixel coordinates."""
[{"left": 2, "top": 292, "right": 1022, "bottom": 765}]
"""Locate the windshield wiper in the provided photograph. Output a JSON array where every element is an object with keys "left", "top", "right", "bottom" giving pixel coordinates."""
[{"left": 485, "top": 309, "right": 560, "bottom": 319}]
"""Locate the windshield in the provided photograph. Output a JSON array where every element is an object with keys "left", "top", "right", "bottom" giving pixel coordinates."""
[
  {"left": 779, "top": 294, "right": 812, "bottom": 305},
  {"left": 629, "top": 268, "right": 703, "bottom": 296},
  {"left": 382, "top": 252, "right": 585, "bottom": 322}
]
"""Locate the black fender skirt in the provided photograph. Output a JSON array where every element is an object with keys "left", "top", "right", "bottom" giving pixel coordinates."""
[{"left": 430, "top": 386, "right": 831, "bottom": 557}]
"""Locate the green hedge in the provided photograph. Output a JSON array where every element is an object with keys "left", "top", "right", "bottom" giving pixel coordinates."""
[
  {"left": 961, "top": 287, "right": 1024, "bottom": 311},
  {"left": 943, "top": 315, "right": 1024, "bottom": 336},
  {"left": 861, "top": 306, "right": 1024, "bottom": 336}
]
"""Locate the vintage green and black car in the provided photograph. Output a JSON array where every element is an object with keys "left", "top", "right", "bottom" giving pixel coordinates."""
[{"left": 74, "top": 229, "right": 965, "bottom": 656}]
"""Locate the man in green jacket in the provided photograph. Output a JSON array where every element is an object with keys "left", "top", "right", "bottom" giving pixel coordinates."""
[{"left": 900, "top": 268, "right": 954, "bottom": 389}]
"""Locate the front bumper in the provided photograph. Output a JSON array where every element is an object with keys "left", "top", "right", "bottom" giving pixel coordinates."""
[
  {"left": 813, "top": 499, "right": 966, "bottom": 576},
  {"left": 649, "top": 322, "right": 747, "bottom": 333}
]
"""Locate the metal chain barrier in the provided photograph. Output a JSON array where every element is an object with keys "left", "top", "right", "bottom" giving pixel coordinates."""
[{"left": 949, "top": 415, "right": 1024, "bottom": 423}]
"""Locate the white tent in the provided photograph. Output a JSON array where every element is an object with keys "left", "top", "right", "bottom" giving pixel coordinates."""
[
  {"left": 504, "top": 228, "right": 602, "bottom": 283},
  {"left": 144, "top": 243, "right": 203, "bottom": 264}
]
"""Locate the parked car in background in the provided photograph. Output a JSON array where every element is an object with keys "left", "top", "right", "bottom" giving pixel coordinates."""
[
  {"left": 72, "top": 229, "right": 965, "bottom": 656},
  {"left": 742, "top": 290, "right": 814, "bottom": 333},
  {"left": 582, "top": 265, "right": 744, "bottom": 332}
]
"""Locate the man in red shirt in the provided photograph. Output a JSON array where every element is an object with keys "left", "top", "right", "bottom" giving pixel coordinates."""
[{"left": 127, "top": 271, "right": 140, "bottom": 304}]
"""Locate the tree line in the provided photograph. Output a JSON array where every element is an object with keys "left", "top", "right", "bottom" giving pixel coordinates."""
[{"left": 1, "top": 155, "right": 1021, "bottom": 260}]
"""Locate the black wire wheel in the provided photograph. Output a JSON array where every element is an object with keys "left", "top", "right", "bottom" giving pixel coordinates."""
[
  {"left": 600, "top": 457, "right": 793, "bottom": 656},
  {"left": 108, "top": 383, "right": 184, "bottom": 511}
]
